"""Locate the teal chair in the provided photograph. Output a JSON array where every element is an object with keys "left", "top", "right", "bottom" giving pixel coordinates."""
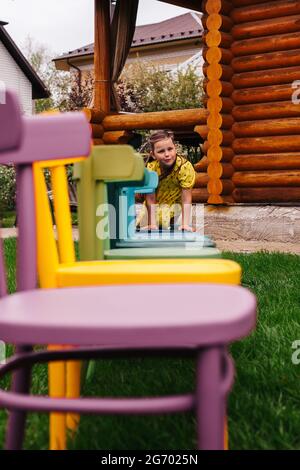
[{"left": 74, "top": 145, "right": 220, "bottom": 261}]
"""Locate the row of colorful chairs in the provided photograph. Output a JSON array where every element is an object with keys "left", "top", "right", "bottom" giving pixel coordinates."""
[{"left": 0, "top": 90, "right": 256, "bottom": 450}]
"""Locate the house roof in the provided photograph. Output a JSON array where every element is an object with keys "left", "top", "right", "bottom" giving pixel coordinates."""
[
  {"left": 54, "top": 12, "right": 203, "bottom": 64},
  {"left": 0, "top": 21, "right": 49, "bottom": 99}
]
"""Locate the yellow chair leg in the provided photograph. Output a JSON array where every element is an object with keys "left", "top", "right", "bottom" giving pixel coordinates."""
[
  {"left": 66, "top": 358, "right": 82, "bottom": 434},
  {"left": 224, "top": 416, "right": 229, "bottom": 450},
  {"left": 48, "top": 345, "right": 66, "bottom": 450}
]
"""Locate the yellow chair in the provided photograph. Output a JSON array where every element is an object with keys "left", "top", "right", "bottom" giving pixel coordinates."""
[{"left": 33, "top": 148, "right": 241, "bottom": 450}]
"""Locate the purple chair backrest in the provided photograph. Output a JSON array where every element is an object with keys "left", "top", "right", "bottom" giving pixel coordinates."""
[
  {"left": 0, "top": 90, "right": 23, "bottom": 153},
  {"left": 0, "top": 90, "right": 23, "bottom": 296},
  {"left": 0, "top": 91, "right": 91, "bottom": 295}
]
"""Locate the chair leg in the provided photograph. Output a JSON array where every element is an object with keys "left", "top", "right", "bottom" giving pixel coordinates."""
[
  {"left": 5, "top": 346, "right": 32, "bottom": 450},
  {"left": 66, "top": 359, "right": 81, "bottom": 434},
  {"left": 48, "top": 346, "right": 66, "bottom": 450},
  {"left": 196, "top": 347, "right": 225, "bottom": 450}
]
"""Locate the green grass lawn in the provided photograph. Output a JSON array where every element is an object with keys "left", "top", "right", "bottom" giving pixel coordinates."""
[{"left": 0, "top": 238, "right": 300, "bottom": 449}]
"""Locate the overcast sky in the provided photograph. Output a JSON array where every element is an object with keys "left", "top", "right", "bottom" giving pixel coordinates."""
[{"left": 1, "top": 0, "right": 192, "bottom": 56}]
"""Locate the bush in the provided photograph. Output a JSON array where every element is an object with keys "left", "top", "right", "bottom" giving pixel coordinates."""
[
  {"left": 0, "top": 166, "right": 16, "bottom": 212},
  {"left": 116, "top": 62, "right": 204, "bottom": 113}
]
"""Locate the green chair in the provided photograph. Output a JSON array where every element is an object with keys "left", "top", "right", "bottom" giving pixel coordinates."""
[{"left": 74, "top": 145, "right": 220, "bottom": 261}]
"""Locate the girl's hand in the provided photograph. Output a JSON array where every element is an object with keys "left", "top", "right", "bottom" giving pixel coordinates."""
[
  {"left": 140, "top": 224, "right": 158, "bottom": 231},
  {"left": 178, "top": 225, "right": 194, "bottom": 232}
]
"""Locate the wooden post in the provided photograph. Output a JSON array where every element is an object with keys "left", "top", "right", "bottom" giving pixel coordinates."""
[
  {"left": 201, "top": 0, "right": 234, "bottom": 204},
  {"left": 94, "top": 0, "right": 111, "bottom": 114}
]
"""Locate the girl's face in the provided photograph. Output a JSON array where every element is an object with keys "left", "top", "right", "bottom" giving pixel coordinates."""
[{"left": 152, "top": 138, "right": 177, "bottom": 168}]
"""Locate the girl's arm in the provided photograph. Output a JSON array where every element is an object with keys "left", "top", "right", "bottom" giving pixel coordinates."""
[
  {"left": 179, "top": 188, "right": 193, "bottom": 231},
  {"left": 143, "top": 192, "right": 158, "bottom": 230}
]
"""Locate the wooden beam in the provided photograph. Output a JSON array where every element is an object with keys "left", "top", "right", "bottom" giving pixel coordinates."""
[
  {"left": 102, "top": 108, "right": 208, "bottom": 131},
  {"left": 94, "top": 0, "right": 111, "bottom": 113}
]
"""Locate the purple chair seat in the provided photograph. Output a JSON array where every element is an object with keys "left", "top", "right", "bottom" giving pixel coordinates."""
[{"left": 0, "top": 284, "right": 256, "bottom": 347}]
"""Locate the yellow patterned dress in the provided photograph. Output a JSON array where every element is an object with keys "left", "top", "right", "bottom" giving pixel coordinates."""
[{"left": 137, "top": 156, "right": 196, "bottom": 229}]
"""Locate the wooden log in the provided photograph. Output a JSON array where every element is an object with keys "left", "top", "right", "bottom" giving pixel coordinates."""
[
  {"left": 203, "top": 46, "right": 233, "bottom": 65},
  {"left": 231, "top": 1, "right": 300, "bottom": 24},
  {"left": 82, "top": 107, "right": 106, "bottom": 123},
  {"left": 232, "top": 170, "right": 300, "bottom": 187},
  {"left": 231, "top": 0, "right": 274, "bottom": 6},
  {"left": 207, "top": 162, "right": 235, "bottom": 178},
  {"left": 233, "top": 102, "right": 300, "bottom": 122},
  {"left": 194, "top": 156, "right": 209, "bottom": 171},
  {"left": 208, "top": 129, "right": 234, "bottom": 146},
  {"left": 195, "top": 157, "right": 234, "bottom": 178},
  {"left": 233, "top": 135, "right": 300, "bottom": 153},
  {"left": 203, "top": 143, "right": 235, "bottom": 161},
  {"left": 208, "top": 194, "right": 225, "bottom": 204},
  {"left": 231, "top": 31, "right": 300, "bottom": 57},
  {"left": 102, "top": 108, "right": 208, "bottom": 131},
  {"left": 204, "top": 79, "right": 234, "bottom": 97},
  {"left": 94, "top": 0, "right": 111, "bottom": 112},
  {"left": 93, "top": 138, "right": 104, "bottom": 145},
  {"left": 204, "top": 63, "right": 234, "bottom": 81},
  {"left": 202, "top": 14, "right": 233, "bottom": 33},
  {"left": 194, "top": 173, "right": 209, "bottom": 188},
  {"left": 204, "top": 31, "right": 233, "bottom": 48},
  {"left": 192, "top": 188, "right": 209, "bottom": 203},
  {"left": 207, "top": 113, "right": 234, "bottom": 130},
  {"left": 208, "top": 178, "right": 235, "bottom": 195},
  {"left": 102, "top": 131, "right": 130, "bottom": 145},
  {"left": 232, "top": 84, "right": 294, "bottom": 105},
  {"left": 204, "top": 96, "right": 234, "bottom": 113},
  {"left": 232, "top": 15, "right": 300, "bottom": 41},
  {"left": 232, "top": 66, "right": 300, "bottom": 89},
  {"left": 232, "top": 118, "right": 300, "bottom": 137},
  {"left": 195, "top": 127, "right": 234, "bottom": 146},
  {"left": 202, "top": 0, "right": 232, "bottom": 16},
  {"left": 233, "top": 187, "right": 300, "bottom": 203},
  {"left": 232, "top": 49, "right": 300, "bottom": 73},
  {"left": 91, "top": 123, "right": 104, "bottom": 139},
  {"left": 232, "top": 153, "right": 300, "bottom": 171}
]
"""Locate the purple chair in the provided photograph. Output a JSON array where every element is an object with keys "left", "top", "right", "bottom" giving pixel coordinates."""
[{"left": 0, "top": 91, "right": 257, "bottom": 450}]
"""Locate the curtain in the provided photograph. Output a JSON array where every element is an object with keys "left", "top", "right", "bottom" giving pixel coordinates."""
[{"left": 110, "top": 0, "right": 139, "bottom": 110}]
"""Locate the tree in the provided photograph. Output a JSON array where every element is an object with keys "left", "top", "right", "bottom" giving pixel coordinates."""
[
  {"left": 22, "top": 36, "right": 71, "bottom": 113},
  {"left": 116, "top": 61, "right": 204, "bottom": 113}
]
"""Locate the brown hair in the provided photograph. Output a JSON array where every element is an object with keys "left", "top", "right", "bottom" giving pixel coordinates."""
[{"left": 149, "top": 130, "right": 175, "bottom": 152}]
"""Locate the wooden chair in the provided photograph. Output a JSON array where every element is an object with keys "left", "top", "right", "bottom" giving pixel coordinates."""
[
  {"left": 0, "top": 91, "right": 256, "bottom": 450},
  {"left": 73, "top": 147, "right": 220, "bottom": 261}
]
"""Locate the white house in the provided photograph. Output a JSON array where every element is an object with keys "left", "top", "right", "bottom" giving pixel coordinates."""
[
  {"left": 0, "top": 21, "right": 48, "bottom": 115},
  {"left": 54, "top": 12, "right": 204, "bottom": 77}
]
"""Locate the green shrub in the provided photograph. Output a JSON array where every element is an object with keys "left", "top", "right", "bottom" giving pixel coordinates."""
[{"left": 0, "top": 165, "right": 16, "bottom": 211}]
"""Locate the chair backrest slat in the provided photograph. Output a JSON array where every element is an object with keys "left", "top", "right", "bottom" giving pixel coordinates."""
[
  {"left": 1, "top": 97, "right": 91, "bottom": 291},
  {"left": 0, "top": 90, "right": 23, "bottom": 153},
  {"left": 33, "top": 164, "right": 60, "bottom": 288},
  {"left": 51, "top": 165, "right": 76, "bottom": 264},
  {"left": 0, "top": 90, "right": 24, "bottom": 297}
]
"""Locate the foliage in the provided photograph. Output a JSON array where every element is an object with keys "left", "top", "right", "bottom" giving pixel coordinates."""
[
  {"left": 22, "top": 36, "right": 71, "bottom": 113},
  {"left": 62, "top": 71, "right": 94, "bottom": 111},
  {"left": 116, "top": 61, "right": 204, "bottom": 113},
  {"left": 0, "top": 165, "right": 16, "bottom": 212}
]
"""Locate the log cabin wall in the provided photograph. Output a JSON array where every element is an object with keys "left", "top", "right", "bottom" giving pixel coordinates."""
[
  {"left": 230, "top": 0, "right": 300, "bottom": 203},
  {"left": 196, "top": 0, "right": 235, "bottom": 204}
]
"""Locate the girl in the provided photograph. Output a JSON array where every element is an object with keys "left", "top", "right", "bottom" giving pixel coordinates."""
[{"left": 138, "top": 129, "right": 196, "bottom": 231}]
